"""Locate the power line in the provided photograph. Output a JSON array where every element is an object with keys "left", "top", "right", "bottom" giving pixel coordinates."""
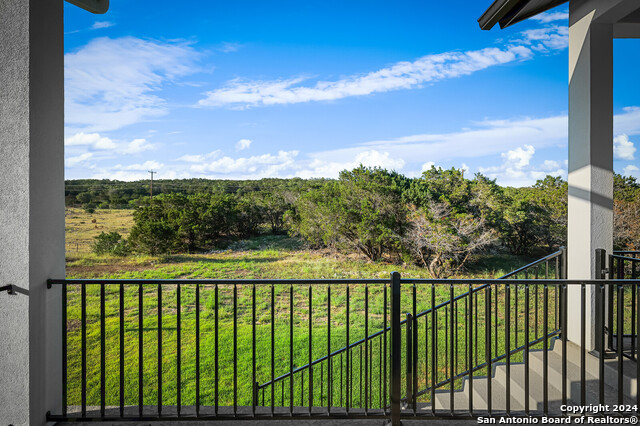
[{"left": 148, "top": 170, "right": 156, "bottom": 199}]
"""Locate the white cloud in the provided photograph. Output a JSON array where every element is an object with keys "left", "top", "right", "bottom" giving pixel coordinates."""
[
  {"left": 120, "top": 138, "right": 156, "bottom": 154},
  {"left": 197, "top": 23, "right": 571, "bottom": 109},
  {"left": 502, "top": 145, "right": 535, "bottom": 169},
  {"left": 542, "top": 159, "right": 560, "bottom": 170},
  {"left": 517, "top": 26, "right": 569, "bottom": 51},
  {"left": 478, "top": 145, "right": 566, "bottom": 187},
  {"left": 66, "top": 153, "right": 94, "bottom": 167},
  {"left": 64, "top": 132, "right": 156, "bottom": 156},
  {"left": 65, "top": 132, "right": 117, "bottom": 150},
  {"left": 65, "top": 37, "right": 200, "bottom": 132},
  {"left": 190, "top": 150, "right": 299, "bottom": 177},
  {"left": 235, "top": 139, "right": 252, "bottom": 151},
  {"left": 623, "top": 165, "right": 640, "bottom": 179},
  {"left": 614, "top": 134, "right": 636, "bottom": 160},
  {"left": 298, "top": 150, "right": 405, "bottom": 179},
  {"left": 421, "top": 161, "right": 435, "bottom": 173},
  {"left": 114, "top": 161, "right": 164, "bottom": 171},
  {"left": 530, "top": 11, "right": 569, "bottom": 23},
  {"left": 91, "top": 21, "right": 115, "bottom": 30},
  {"left": 177, "top": 151, "right": 222, "bottom": 163},
  {"left": 198, "top": 45, "right": 533, "bottom": 108}
]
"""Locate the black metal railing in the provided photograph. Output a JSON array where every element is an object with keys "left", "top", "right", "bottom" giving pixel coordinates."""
[
  {"left": 257, "top": 248, "right": 567, "bottom": 410},
  {"left": 606, "top": 250, "right": 640, "bottom": 360},
  {"left": 46, "top": 262, "right": 640, "bottom": 423}
]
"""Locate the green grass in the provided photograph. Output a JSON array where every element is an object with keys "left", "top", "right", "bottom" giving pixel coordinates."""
[
  {"left": 63, "top": 209, "right": 560, "bottom": 409},
  {"left": 65, "top": 279, "right": 562, "bottom": 408}
]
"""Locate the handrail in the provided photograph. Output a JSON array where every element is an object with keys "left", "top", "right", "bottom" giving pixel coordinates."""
[
  {"left": 0, "top": 284, "right": 29, "bottom": 296},
  {"left": 258, "top": 249, "right": 567, "bottom": 390}
]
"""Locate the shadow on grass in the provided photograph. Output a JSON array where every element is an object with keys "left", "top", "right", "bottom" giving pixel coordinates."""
[{"left": 163, "top": 255, "right": 282, "bottom": 265}]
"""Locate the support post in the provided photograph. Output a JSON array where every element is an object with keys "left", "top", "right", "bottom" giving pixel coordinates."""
[
  {"left": 567, "top": 2, "right": 614, "bottom": 350},
  {"left": 0, "top": 0, "right": 65, "bottom": 424}
]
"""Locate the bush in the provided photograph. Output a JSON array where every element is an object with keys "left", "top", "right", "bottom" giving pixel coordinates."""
[{"left": 92, "top": 231, "right": 131, "bottom": 256}]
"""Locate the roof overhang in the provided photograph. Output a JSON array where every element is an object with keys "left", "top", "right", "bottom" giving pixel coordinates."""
[
  {"left": 478, "top": 0, "right": 568, "bottom": 30},
  {"left": 65, "top": 0, "right": 109, "bottom": 14}
]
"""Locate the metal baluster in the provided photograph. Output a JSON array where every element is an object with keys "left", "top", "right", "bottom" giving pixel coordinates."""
[
  {"left": 176, "top": 284, "right": 181, "bottom": 417},
  {"left": 138, "top": 284, "right": 143, "bottom": 417},
  {"left": 365, "top": 285, "right": 368, "bottom": 414},
  {"left": 309, "top": 285, "right": 313, "bottom": 414},
  {"left": 62, "top": 282, "right": 68, "bottom": 418},
  {"left": 431, "top": 283, "right": 436, "bottom": 416},
  {"left": 290, "top": 285, "right": 294, "bottom": 415},
  {"left": 525, "top": 283, "right": 530, "bottom": 415},
  {"left": 505, "top": 282, "right": 510, "bottom": 414},
  {"left": 543, "top": 283, "right": 548, "bottom": 414},
  {"left": 234, "top": 284, "right": 238, "bottom": 415},
  {"left": 81, "top": 283, "right": 86, "bottom": 418},
  {"left": 468, "top": 283, "right": 473, "bottom": 416},
  {"left": 119, "top": 283, "right": 125, "bottom": 417},
  {"left": 413, "top": 284, "right": 418, "bottom": 415},
  {"left": 328, "top": 285, "right": 332, "bottom": 414},
  {"left": 215, "top": 284, "right": 219, "bottom": 415},
  {"left": 100, "top": 283, "right": 106, "bottom": 418},
  {"left": 158, "top": 284, "right": 162, "bottom": 416},
  {"left": 346, "top": 285, "right": 350, "bottom": 413},
  {"left": 449, "top": 284, "right": 454, "bottom": 415},
  {"left": 618, "top": 283, "right": 624, "bottom": 405},
  {"left": 271, "top": 285, "right": 275, "bottom": 416},
  {"left": 196, "top": 284, "right": 200, "bottom": 417},
  {"left": 252, "top": 285, "right": 256, "bottom": 417},
  {"left": 486, "top": 285, "right": 492, "bottom": 415}
]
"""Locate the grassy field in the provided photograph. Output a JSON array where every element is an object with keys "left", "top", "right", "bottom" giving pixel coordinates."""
[{"left": 64, "top": 208, "right": 559, "bottom": 409}]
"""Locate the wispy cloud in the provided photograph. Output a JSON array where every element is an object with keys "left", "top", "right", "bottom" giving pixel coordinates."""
[
  {"left": 197, "top": 25, "right": 567, "bottom": 109},
  {"left": 91, "top": 21, "right": 115, "bottom": 30},
  {"left": 530, "top": 11, "right": 569, "bottom": 23},
  {"left": 65, "top": 37, "right": 200, "bottom": 132},
  {"left": 177, "top": 151, "right": 222, "bottom": 163},
  {"left": 218, "top": 42, "right": 243, "bottom": 53}
]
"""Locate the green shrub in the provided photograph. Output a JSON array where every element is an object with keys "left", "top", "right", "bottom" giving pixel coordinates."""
[{"left": 92, "top": 231, "right": 131, "bottom": 256}]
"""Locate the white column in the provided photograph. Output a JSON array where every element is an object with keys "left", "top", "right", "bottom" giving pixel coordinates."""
[
  {"left": 0, "top": 0, "right": 64, "bottom": 425},
  {"left": 566, "top": 5, "right": 614, "bottom": 349}
]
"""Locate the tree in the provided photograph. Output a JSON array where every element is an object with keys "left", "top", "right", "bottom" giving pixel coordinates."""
[
  {"left": 289, "top": 166, "right": 408, "bottom": 261},
  {"left": 402, "top": 203, "right": 497, "bottom": 277}
]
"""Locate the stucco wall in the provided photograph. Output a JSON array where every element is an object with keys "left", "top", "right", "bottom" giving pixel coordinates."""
[{"left": 0, "top": 0, "right": 64, "bottom": 424}]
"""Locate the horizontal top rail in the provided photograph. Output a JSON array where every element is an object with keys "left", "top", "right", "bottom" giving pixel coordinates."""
[
  {"left": 613, "top": 250, "right": 640, "bottom": 255},
  {"left": 47, "top": 277, "right": 389, "bottom": 287},
  {"left": 611, "top": 254, "right": 640, "bottom": 262},
  {"left": 48, "top": 277, "right": 640, "bottom": 287}
]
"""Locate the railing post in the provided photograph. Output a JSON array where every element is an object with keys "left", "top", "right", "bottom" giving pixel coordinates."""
[
  {"left": 405, "top": 312, "right": 413, "bottom": 410},
  {"left": 390, "top": 272, "right": 401, "bottom": 426},
  {"left": 560, "top": 246, "right": 567, "bottom": 280},
  {"left": 594, "top": 248, "right": 606, "bottom": 355}
]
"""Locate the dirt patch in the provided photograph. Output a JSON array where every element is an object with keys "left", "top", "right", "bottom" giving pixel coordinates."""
[
  {"left": 67, "top": 319, "right": 80, "bottom": 333},
  {"left": 67, "top": 263, "right": 153, "bottom": 276}
]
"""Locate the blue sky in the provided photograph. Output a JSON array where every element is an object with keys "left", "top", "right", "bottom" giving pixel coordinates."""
[{"left": 63, "top": 1, "right": 640, "bottom": 186}]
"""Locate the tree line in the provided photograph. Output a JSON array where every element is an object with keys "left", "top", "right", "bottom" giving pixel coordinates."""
[{"left": 81, "top": 168, "right": 640, "bottom": 277}]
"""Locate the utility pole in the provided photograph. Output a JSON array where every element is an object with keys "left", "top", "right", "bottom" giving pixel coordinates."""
[{"left": 148, "top": 170, "right": 156, "bottom": 199}]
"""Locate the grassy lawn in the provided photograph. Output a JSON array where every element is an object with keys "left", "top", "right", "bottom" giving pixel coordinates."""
[{"left": 63, "top": 208, "right": 561, "bottom": 409}]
